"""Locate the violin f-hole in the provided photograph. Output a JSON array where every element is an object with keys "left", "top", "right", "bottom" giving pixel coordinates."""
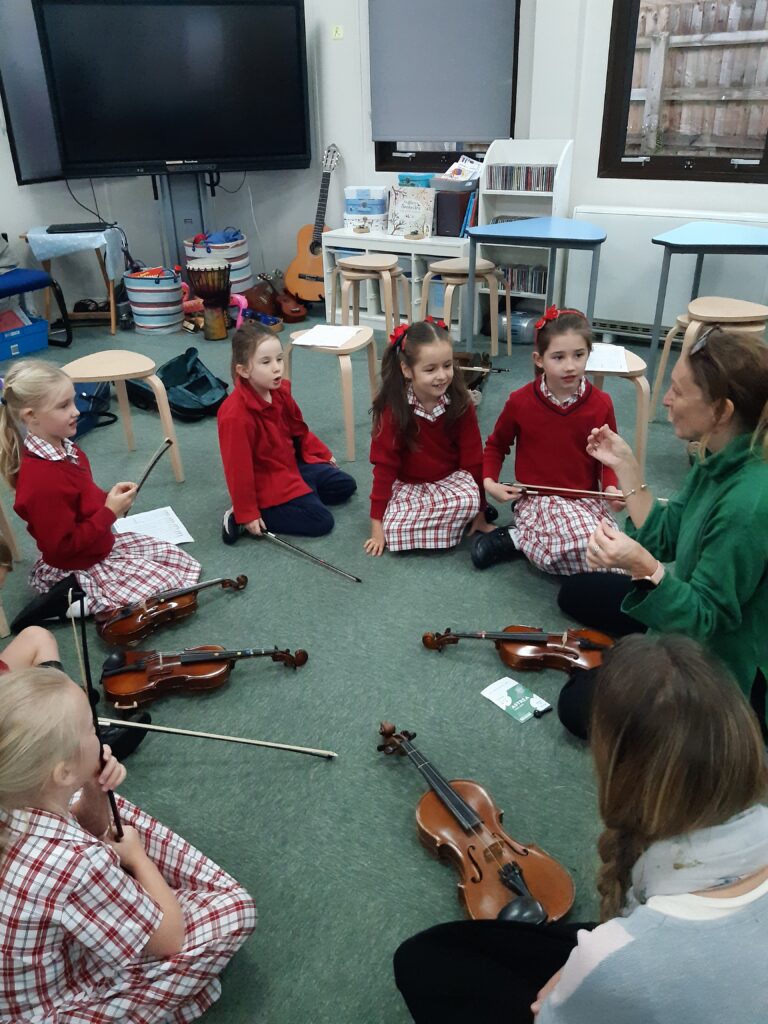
[{"left": 466, "top": 844, "right": 484, "bottom": 884}]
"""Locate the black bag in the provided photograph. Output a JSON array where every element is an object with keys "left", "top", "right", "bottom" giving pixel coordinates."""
[
  {"left": 125, "top": 347, "right": 229, "bottom": 421},
  {"left": 73, "top": 381, "right": 117, "bottom": 439}
]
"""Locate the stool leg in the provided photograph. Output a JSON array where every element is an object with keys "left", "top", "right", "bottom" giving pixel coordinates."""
[
  {"left": 0, "top": 595, "right": 9, "bottom": 639},
  {"left": 592, "top": 374, "right": 605, "bottom": 391},
  {"left": 443, "top": 283, "right": 457, "bottom": 332},
  {"left": 421, "top": 272, "right": 433, "bottom": 319},
  {"left": 114, "top": 380, "right": 136, "bottom": 451},
  {"left": 391, "top": 273, "right": 400, "bottom": 328},
  {"left": 338, "top": 354, "right": 356, "bottom": 461},
  {"left": 633, "top": 374, "right": 651, "bottom": 476},
  {"left": 505, "top": 271, "right": 512, "bottom": 356},
  {"left": 352, "top": 280, "right": 361, "bottom": 326},
  {"left": 485, "top": 273, "right": 499, "bottom": 358},
  {"left": 340, "top": 277, "right": 352, "bottom": 325},
  {"left": 681, "top": 318, "right": 703, "bottom": 355},
  {"left": 366, "top": 337, "right": 378, "bottom": 398},
  {"left": 0, "top": 501, "right": 21, "bottom": 562},
  {"left": 401, "top": 275, "right": 412, "bottom": 323},
  {"left": 650, "top": 322, "right": 681, "bottom": 420},
  {"left": 283, "top": 342, "right": 294, "bottom": 381},
  {"left": 380, "top": 270, "right": 394, "bottom": 338},
  {"left": 145, "top": 375, "right": 185, "bottom": 483},
  {"left": 329, "top": 267, "right": 338, "bottom": 325}
]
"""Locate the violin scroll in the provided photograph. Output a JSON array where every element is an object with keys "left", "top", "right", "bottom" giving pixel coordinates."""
[
  {"left": 271, "top": 648, "right": 309, "bottom": 670},
  {"left": 377, "top": 721, "right": 415, "bottom": 755},
  {"left": 223, "top": 575, "right": 248, "bottom": 592},
  {"left": 421, "top": 630, "right": 459, "bottom": 652}
]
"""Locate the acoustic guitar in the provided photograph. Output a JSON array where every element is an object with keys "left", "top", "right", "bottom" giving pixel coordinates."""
[{"left": 284, "top": 143, "right": 341, "bottom": 303}]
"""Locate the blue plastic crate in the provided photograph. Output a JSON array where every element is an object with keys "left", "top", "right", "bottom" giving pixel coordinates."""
[
  {"left": 397, "top": 173, "right": 434, "bottom": 188},
  {"left": 0, "top": 315, "right": 48, "bottom": 360}
]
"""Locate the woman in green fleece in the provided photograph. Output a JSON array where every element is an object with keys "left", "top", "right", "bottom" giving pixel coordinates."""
[{"left": 557, "top": 328, "right": 768, "bottom": 738}]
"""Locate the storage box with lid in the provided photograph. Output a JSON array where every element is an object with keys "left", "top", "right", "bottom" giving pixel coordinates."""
[
  {"left": 397, "top": 172, "right": 434, "bottom": 188},
  {"left": 344, "top": 186, "right": 388, "bottom": 216}
]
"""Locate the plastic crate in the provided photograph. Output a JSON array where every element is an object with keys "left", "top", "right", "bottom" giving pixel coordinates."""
[
  {"left": 397, "top": 173, "right": 433, "bottom": 187},
  {"left": 0, "top": 315, "right": 48, "bottom": 360}
]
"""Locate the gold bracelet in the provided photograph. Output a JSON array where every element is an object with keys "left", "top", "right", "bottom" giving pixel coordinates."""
[{"left": 622, "top": 484, "right": 648, "bottom": 499}]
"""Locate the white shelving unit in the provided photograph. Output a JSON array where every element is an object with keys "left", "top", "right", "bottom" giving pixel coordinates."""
[
  {"left": 476, "top": 139, "right": 573, "bottom": 307},
  {"left": 321, "top": 229, "right": 470, "bottom": 337}
]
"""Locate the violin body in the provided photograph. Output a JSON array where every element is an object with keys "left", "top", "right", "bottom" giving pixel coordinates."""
[
  {"left": 417, "top": 779, "right": 574, "bottom": 921},
  {"left": 423, "top": 624, "right": 613, "bottom": 673}
]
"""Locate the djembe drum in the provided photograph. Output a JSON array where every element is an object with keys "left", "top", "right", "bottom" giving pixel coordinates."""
[{"left": 186, "top": 258, "right": 231, "bottom": 340}]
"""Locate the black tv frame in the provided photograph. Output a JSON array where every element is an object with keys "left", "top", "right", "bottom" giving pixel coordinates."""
[{"left": 31, "top": 0, "right": 312, "bottom": 179}]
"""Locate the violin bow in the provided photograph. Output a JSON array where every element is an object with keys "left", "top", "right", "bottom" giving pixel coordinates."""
[
  {"left": 98, "top": 717, "right": 337, "bottom": 759},
  {"left": 261, "top": 531, "right": 361, "bottom": 583},
  {"left": 457, "top": 365, "right": 511, "bottom": 374},
  {"left": 69, "top": 588, "right": 124, "bottom": 839},
  {"left": 134, "top": 438, "right": 173, "bottom": 499},
  {"left": 503, "top": 481, "right": 669, "bottom": 506}
]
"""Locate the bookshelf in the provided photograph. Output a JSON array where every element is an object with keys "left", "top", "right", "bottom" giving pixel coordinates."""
[{"left": 477, "top": 139, "right": 573, "bottom": 305}]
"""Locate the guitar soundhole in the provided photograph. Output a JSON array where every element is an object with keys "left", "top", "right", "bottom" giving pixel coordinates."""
[{"left": 309, "top": 241, "right": 322, "bottom": 257}]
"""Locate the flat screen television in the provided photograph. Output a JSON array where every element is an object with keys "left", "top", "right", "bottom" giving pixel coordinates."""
[{"left": 27, "top": 0, "right": 310, "bottom": 178}]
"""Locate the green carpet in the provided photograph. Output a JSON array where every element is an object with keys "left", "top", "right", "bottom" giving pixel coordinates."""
[{"left": 0, "top": 320, "right": 689, "bottom": 1022}]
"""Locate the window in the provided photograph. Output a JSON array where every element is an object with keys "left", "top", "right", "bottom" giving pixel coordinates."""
[{"left": 599, "top": 0, "right": 768, "bottom": 182}]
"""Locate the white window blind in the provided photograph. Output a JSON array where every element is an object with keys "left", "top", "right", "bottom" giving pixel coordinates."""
[{"left": 369, "top": 0, "right": 517, "bottom": 143}]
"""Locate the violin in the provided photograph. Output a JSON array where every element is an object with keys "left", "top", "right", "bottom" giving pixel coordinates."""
[
  {"left": 101, "top": 644, "right": 308, "bottom": 709},
  {"left": 422, "top": 625, "right": 613, "bottom": 673},
  {"left": 95, "top": 576, "right": 248, "bottom": 647},
  {"left": 378, "top": 723, "right": 574, "bottom": 922}
]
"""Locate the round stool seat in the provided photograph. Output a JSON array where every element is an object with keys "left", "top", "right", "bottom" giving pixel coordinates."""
[
  {"left": 62, "top": 350, "right": 156, "bottom": 381},
  {"left": 688, "top": 296, "right": 768, "bottom": 322},
  {"left": 337, "top": 254, "right": 398, "bottom": 272},
  {"left": 428, "top": 256, "right": 495, "bottom": 276}
]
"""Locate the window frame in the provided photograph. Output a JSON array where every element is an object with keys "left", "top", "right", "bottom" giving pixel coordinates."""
[{"left": 598, "top": 0, "right": 768, "bottom": 184}]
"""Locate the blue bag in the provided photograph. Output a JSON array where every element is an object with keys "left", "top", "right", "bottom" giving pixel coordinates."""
[{"left": 73, "top": 381, "right": 117, "bottom": 439}]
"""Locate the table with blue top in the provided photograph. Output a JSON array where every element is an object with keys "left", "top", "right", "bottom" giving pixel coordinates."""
[
  {"left": 465, "top": 216, "right": 607, "bottom": 343},
  {"left": 648, "top": 221, "right": 768, "bottom": 380}
]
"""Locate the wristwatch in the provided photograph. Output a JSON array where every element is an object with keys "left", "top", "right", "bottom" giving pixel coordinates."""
[{"left": 631, "top": 561, "right": 665, "bottom": 591}]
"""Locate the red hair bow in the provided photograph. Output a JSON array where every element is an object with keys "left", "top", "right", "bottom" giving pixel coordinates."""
[
  {"left": 389, "top": 323, "right": 410, "bottom": 350},
  {"left": 425, "top": 315, "right": 447, "bottom": 330},
  {"left": 534, "top": 305, "right": 560, "bottom": 331}
]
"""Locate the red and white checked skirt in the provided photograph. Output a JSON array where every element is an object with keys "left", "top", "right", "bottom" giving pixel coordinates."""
[
  {"left": 29, "top": 532, "right": 201, "bottom": 613},
  {"left": 511, "top": 494, "right": 620, "bottom": 575},
  {"left": 81, "top": 796, "right": 256, "bottom": 1024},
  {"left": 382, "top": 470, "right": 481, "bottom": 552}
]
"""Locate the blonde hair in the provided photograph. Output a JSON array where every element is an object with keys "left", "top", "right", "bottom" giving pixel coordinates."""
[
  {"left": 0, "top": 360, "right": 72, "bottom": 487},
  {"left": 590, "top": 635, "right": 767, "bottom": 921}
]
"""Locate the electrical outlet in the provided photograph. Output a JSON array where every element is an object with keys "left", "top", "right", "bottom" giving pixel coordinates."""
[{"left": 331, "top": 24, "right": 344, "bottom": 40}]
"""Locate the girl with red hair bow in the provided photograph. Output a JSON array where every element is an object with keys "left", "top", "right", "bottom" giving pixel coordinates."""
[{"left": 365, "top": 318, "right": 485, "bottom": 556}]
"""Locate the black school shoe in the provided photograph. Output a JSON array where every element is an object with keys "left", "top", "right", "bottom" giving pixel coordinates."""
[
  {"left": 101, "top": 711, "right": 151, "bottom": 761},
  {"left": 221, "top": 508, "right": 242, "bottom": 545},
  {"left": 10, "top": 575, "right": 85, "bottom": 633},
  {"left": 471, "top": 527, "right": 520, "bottom": 570}
]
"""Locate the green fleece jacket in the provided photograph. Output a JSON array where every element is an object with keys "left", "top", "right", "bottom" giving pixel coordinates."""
[{"left": 623, "top": 434, "right": 768, "bottom": 707}]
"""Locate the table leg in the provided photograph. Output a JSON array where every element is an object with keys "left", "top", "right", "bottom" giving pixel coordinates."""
[
  {"left": 486, "top": 273, "right": 499, "bottom": 358},
  {"left": 505, "top": 271, "right": 512, "bottom": 356},
  {"left": 464, "top": 241, "right": 477, "bottom": 345},
  {"left": 545, "top": 248, "right": 557, "bottom": 308},
  {"left": 114, "top": 380, "right": 136, "bottom": 451},
  {"left": 96, "top": 249, "right": 117, "bottom": 336},
  {"left": 690, "top": 253, "right": 704, "bottom": 301},
  {"left": 145, "top": 375, "right": 185, "bottom": 482},
  {"left": 338, "top": 354, "right": 356, "bottom": 461},
  {"left": 42, "top": 259, "right": 52, "bottom": 322},
  {"left": 586, "top": 245, "right": 601, "bottom": 323},
  {"left": 647, "top": 247, "right": 671, "bottom": 383},
  {"left": 283, "top": 343, "right": 294, "bottom": 380},
  {"left": 632, "top": 374, "right": 651, "bottom": 475}
]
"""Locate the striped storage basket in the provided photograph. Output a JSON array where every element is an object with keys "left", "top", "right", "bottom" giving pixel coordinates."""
[
  {"left": 124, "top": 268, "right": 183, "bottom": 335},
  {"left": 184, "top": 235, "right": 254, "bottom": 293}
]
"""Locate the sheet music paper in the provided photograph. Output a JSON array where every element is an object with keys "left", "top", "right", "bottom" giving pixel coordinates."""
[
  {"left": 292, "top": 325, "right": 361, "bottom": 348},
  {"left": 113, "top": 506, "right": 194, "bottom": 545},
  {"left": 586, "top": 343, "right": 628, "bottom": 374}
]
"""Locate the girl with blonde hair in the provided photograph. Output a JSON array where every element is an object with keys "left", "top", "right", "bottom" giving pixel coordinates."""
[
  {"left": 0, "top": 359, "right": 200, "bottom": 627},
  {"left": 0, "top": 667, "right": 256, "bottom": 1022}
]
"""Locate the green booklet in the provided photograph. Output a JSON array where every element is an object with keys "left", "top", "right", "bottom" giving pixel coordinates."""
[{"left": 481, "top": 676, "right": 552, "bottom": 724}]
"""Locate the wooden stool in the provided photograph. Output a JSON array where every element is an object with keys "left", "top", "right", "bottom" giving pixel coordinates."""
[
  {"left": 335, "top": 255, "right": 410, "bottom": 337},
  {"left": 590, "top": 350, "right": 651, "bottom": 475},
  {"left": 61, "top": 351, "right": 185, "bottom": 482},
  {"left": 285, "top": 326, "right": 377, "bottom": 461},
  {"left": 329, "top": 264, "right": 411, "bottom": 334},
  {"left": 650, "top": 297, "right": 768, "bottom": 419},
  {"left": 422, "top": 257, "right": 505, "bottom": 356}
]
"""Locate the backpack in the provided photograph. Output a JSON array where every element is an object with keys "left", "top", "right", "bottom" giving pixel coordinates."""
[
  {"left": 125, "top": 347, "right": 229, "bottom": 421},
  {"left": 73, "top": 381, "right": 117, "bottom": 439}
]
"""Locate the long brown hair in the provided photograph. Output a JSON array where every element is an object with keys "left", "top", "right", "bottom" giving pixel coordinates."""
[
  {"left": 590, "top": 634, "right": 767, "bottom": 921},
  {"left": 686, "top": 328, "right": 768, "bottom": 459},
  {"left": 371, "top": 320, "right": 470, "bottom": 448},
  {"left": 229, "top": 321, "right": 277, "bottom": 383}
]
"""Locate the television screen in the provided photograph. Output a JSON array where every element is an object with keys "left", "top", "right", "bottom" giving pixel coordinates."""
[{"left": 32, "top": 0, "right": 311, "bottom": 177}]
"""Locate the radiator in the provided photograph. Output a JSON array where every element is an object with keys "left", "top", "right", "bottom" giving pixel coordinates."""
[{"left": 564, "top": 206, "right": 768, "bottom": 340}]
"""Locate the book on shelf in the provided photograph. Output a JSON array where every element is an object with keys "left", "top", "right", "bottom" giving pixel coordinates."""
[
  {"left": 387, "top": 186, "right": 435, "bottom": 238},
  {"left": 490, "top": 215, "right": 533, "bottom": 225},
  {"left": 486, "top": 164, "right": 556, "bottom": 191},
  {"left": 460, "top": 192, "right": 477, "bottom": 237}
]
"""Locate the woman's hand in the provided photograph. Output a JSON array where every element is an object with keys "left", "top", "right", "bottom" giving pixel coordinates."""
[
  {"left": 484, "top": 478, "right": 522, "bottom": 504},
  {"left": 586, "top": 425, "right": 636, "bottom": 472},
  {"left": 531, "top": 968, "right": 563, "bottom": 1017},
  {"left": 105, "top": 824, "right": 148, "bottom": 872},
  {"left": 364, "top": 520, "right": 386, "bottom": 556},
  {"left": 603, "top": 484, "right": 626, "bottom": 513},
  {"left": 96, "top": 744, "right": 126, "bottom": 793},
  {"left": 586, "top": 519, "right": 657, "bottom": 576},
  {"left": 244, "top": 518, "right": 267, "bottom": 537},
  {"left": 105, "top": 482, "right": 138, "bottom": 516}
]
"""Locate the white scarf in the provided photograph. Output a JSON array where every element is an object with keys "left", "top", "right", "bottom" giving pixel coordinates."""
[{"left": 625, "top": 804, "right": 768, "bottom": 912}]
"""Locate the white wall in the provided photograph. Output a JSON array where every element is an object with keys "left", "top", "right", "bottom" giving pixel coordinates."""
[{"left": 0, "top": 0, "right": 393, "bottom": 300}]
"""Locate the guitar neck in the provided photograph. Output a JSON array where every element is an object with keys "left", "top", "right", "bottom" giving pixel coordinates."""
[
  {"left": 312, "top": 171, "right": 332, "bottom": 244},
  {"left": 400, "top": 738, "right": 482, "bottom": 832}
]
